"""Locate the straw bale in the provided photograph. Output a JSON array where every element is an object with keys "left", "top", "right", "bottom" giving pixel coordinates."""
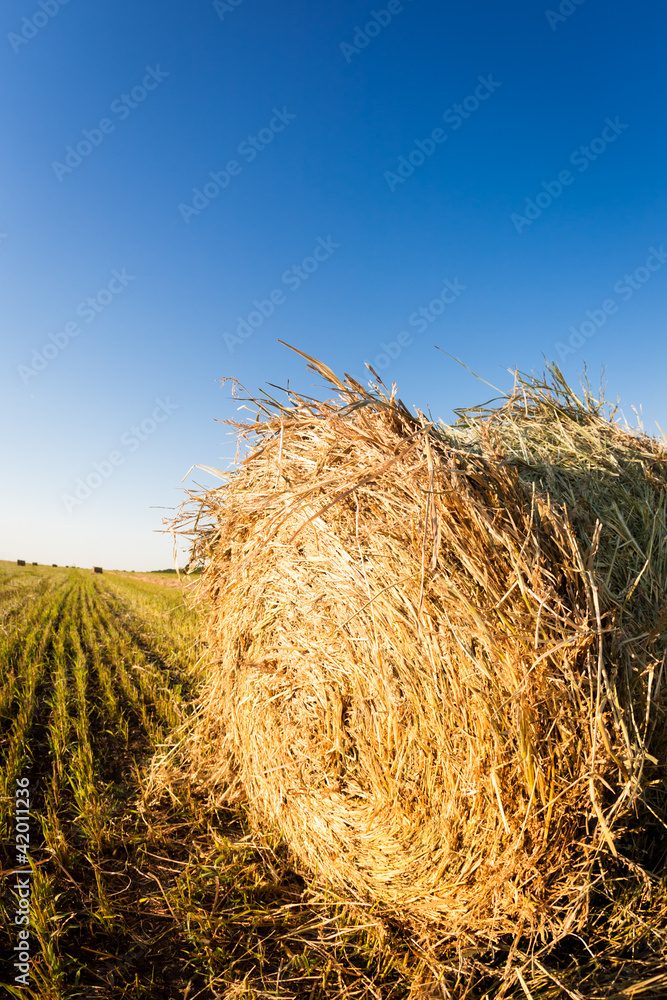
[{"left": 177, "top": 354, "right": 667, "bottom": 950}]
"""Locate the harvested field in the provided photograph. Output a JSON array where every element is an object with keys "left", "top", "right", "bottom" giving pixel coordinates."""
[
  {"left": 0, "top": 564, "right": 438, "bottom": 998},
  {"left": 0, "top": 564, "right": 205, "bottom": 995},
  {"left": 2, "top": 362, "right": 667, "bottom": 998}
]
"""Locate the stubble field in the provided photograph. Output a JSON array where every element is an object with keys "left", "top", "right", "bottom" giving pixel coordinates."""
[
  {"left": 2, "top": 560, "right": 666, "bottom": 1000},
  {"left": 0, "top": 561, "right": 422, "bottom": 1000}
]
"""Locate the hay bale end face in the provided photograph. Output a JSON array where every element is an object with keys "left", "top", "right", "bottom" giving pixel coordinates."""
[{"left": 179, "top": 359, "right": 667, "bottom": 948}]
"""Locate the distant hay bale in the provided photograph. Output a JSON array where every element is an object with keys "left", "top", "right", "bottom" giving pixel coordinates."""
[
  {"left": 93, "top": 566, "right": 103, "bottom": 574},
  {"left": 178, "top": 356, "right": 667, "bottom": 949},
  {"left": 17, "top": 559, "right": 26, "bottom": 566}
]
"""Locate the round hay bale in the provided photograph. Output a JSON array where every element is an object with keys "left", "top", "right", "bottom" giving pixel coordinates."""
[{"left": 179, "top": 358, "right": 667, "bottom": 948}]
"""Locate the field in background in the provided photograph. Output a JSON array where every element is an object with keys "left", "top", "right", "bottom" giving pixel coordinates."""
[{"left": 0, "top": 562, "right": 420, "bottom": 1000}]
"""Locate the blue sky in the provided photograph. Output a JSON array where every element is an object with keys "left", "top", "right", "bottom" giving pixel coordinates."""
[{"left": 1, "top": 0, "right": 665, "bottom": 570}]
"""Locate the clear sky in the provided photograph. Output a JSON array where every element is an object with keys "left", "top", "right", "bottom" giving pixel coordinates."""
[{"left": 1, "top": 0, "right": 665, "bottom": 570}]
